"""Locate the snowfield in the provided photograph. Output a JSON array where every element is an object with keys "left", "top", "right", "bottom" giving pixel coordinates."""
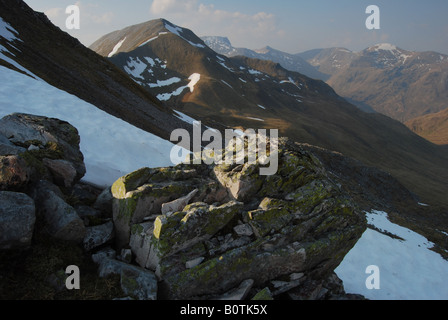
[
  {"left": 0, "top": 65, "right": 183, "bottom": 188},
  {"left": 336, "top": 210, "right": 448, "bottom": 300}
]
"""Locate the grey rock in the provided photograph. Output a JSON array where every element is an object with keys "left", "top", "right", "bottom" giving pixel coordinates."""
[
  {"left": 120, "top": 248, "right": 133, "bottom": 263},
  {"left": 120, "top": 266, "right": 157, "bottom": 300},
  {"left": 129, "top": 222, "right": 154, "bottom": 269},
  {"left": 83, "top": 221, "right": 115, "bottom": 251},
  {"left": 0, "top": 133, "right": 25, "bottom": 156},
  {"left": 92, "top": 247, "right": 116, "bottom": 264},
  {"left": 34, "top": 187, "right": 86, "bottom": 242},
  {"left": 43, "top": 158, "right": 77, "bottom": 188},
  {"left": 97, "top": 258, "right": 158, "bottom": 300},
  {"left": 161, "top": 188, "right": 198, "bottom": 215},
  {"left": 93, "top": 186, "right": 113, "bottom": 215},
  {"left": 0, "top": 155, "right": 30, "bottom": 191},
  {"left": 0, "top": 191, "right": 36, "bottom": 249},
  {"left": 0, "top": 113, "right": 86, "bottom": 181},
  {"left": 215, "top": 279, "right": 254, "bottom": 301},
  {"left": 185, "top": 257, "right": 205, "bottom": 269},
  {"left": 233, "top": 223, "right": 253, "bottom": 237}
]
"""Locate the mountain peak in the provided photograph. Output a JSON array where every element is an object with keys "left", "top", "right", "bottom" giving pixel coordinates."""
[
  {"left": 369, "top": 43, "right": 399, "bottom": 52},
  {"left": 201, "top": 36, "right": 232, "bottom": 47}
]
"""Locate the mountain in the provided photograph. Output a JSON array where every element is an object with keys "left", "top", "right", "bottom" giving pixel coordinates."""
[
  {"left": 90, "top": 19, "right": 448, "bottom": 217},
  {"left": 0, "top": 0, "right": 193, "bottom": 144},
  {"left": 406, "top": 107, "right": 448, "bottom": 145},
  {"left": 201, "top": 36, "right": 328, "bottom": 80},
  {"left": 299, "top": 44, "right": 448, "bottom": 123}
]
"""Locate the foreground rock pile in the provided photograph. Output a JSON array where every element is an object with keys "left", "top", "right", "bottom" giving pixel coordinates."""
[{"left": 0, "top": 113, "right": 367, "bottom": 300}]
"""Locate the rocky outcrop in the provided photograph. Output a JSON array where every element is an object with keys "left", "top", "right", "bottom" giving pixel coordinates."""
[{"left": 114, "top": 138, "right": 367, "bottom": 299}]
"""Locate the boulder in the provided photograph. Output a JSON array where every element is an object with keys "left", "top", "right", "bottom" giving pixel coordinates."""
[
  {"left": 0, "top": 191, "right": 36, "bottom": 249},
  {"left": 0, "top": 155, "right": 30, "bottom": 191},
  {"left": 42, "top": 158, "right": 77, "bottom": 188},
  {"left": 111, "top": 165, "right": 222, "bottom": 249},
  {"left": 97, "top": 258, "right": 158, "bottom": 300},
  {"left": 33, "top": 186, "right": 86, "bottom": 242},
  {"left": 161, "top": 189, "right": 198, "bottom": 215},
  {"left": 93, "top": 186, "right": 114, "bottom": 215},
  {"left": 0, "top": 113, "right": 86, "bottom": 182},
  {"left": 0, "top": 133, "right": 26, "bottom": 156},
  {"left": 83, "top": 221, "right": 115, "bottom": 251}
]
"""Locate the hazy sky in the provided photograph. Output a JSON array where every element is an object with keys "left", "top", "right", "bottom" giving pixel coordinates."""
[{"left": 24, "top": 0, "right": 448, "bottom": 54}]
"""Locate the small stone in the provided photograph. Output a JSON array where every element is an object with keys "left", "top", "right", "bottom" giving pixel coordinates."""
[
  {"left": 233, "top": 224, "right": 253, "bottom": 237},
  {"left": 185, "top": 257, "right": 205, "bottom": 269}
]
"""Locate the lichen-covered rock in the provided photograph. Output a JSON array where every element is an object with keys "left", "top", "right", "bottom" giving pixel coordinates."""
[
  {"left": 0, "top": 191, "right": 36, "bottom": 249},
  {"left": 112, "top": 164, "right": 227, "bottom": 249},
  {"left": 148, "top": 200, "right": 243, "bottom": 271},
  {"left": 111, "top": 138, "right": 367, "bottom": 300},
  {"left": 97, "top": 258, "right": 158, "bottom": 300}
]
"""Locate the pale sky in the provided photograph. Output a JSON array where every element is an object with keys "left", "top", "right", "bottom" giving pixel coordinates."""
[{"left": 24, "top": 0, "right": 448, "bottom": 55}]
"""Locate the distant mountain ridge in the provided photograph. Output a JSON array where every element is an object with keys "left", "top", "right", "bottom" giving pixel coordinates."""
[
  {"left": 299, "top": 44, "right": 448, "bottom": 123},
  {"left": 204, "top": 37, "right": 448, "bottom": 125},
  {"left": 201, "top": 36, "right": 329, "bottom": 81}
]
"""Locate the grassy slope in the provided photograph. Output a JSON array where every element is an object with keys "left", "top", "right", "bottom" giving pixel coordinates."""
[{"left": 406, "top": 108, "right": 448, "bottom": 145}]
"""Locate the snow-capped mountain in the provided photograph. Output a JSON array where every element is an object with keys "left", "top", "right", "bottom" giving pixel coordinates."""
[
  {"left": 201, "top": 35, "right": 328, "bottom": 80},
  {"left": 91, "top": 19, "right": 448, "bottom": 217},
  {"left": 300, "top": 43, "right": 448, "bottom": 124}
]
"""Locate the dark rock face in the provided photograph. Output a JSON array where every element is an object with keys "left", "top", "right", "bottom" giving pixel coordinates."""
[{"left": 0, "top": 191, "right": 36, "bottom": 249}]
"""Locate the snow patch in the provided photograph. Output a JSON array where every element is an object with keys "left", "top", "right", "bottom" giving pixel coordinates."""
[
  {"left": 248, "top": 69, "right": 262, "bottom": 75},
  {"left": 108, "top": 37, "right": 126, "bottom": 57},
  {"left": 157, "top": 73, "right": 200, "bottom": 101},
  {"left": 139, "top": 35, "right": 159, "bottom": 47},
  {"left": 174, "top": 110, "right": 197, "bottom": 125},
  {"left": 124, "top": 57, "right": 147, "bottom": 80},
  {"left": 148, "top": 77, "right": 181, "bottom": 88},
  {"left": 164, "top": 22, "right": 205, "bottom": 48},
  {"left": 374, "top": 43, "right": 397, "bottom": 52},
  {"left": 0, "top": 65, "right": 183, "bottom": 187},
  {"left": 246, "top": 117, "right": 264, "bottom": 122},
  {"left": 0, "top": 17, "right": 20, "bottom": 42},
  {"left": 221, "top": 80, "right": 233, "bottom": 89},
  {"left": 335, "top": 210, "right": 448, "bottom": 300}
]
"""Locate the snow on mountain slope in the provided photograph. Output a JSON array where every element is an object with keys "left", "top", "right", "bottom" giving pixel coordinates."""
[
  {"left": 0, "top": 65, "right": 183, "bottom": 187},
  {"left": 336, "top": 210, "right": 448, "bottom": 300}
]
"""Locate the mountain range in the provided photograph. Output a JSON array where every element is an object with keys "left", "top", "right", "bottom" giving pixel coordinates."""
[
  {"left": 89, "top": 19, "right": 448, "bottom": 214},
  {"left": 204, "top": 37, "right": 448, "bottom": 145}
]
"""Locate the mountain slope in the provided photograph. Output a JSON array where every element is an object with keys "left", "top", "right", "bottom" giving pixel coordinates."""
[
  {"left": 300, "top": 44, "right": 448, "bottom": 123},
  {"left": 0, "top": 0, "right": 192, "bottom": 142},
  {"left": 406, "top": 107, "right": 448, "bottom": 145},
  {"left": 202, "top": 36, "right": 328, "bottom": 80},
  {"left": 91, "top": 19, "right": 448, "bottom": 213}
]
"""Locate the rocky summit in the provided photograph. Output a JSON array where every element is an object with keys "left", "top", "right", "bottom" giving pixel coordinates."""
[{"left": 0, "top": 113, "right": 368, "bottom": 300}]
